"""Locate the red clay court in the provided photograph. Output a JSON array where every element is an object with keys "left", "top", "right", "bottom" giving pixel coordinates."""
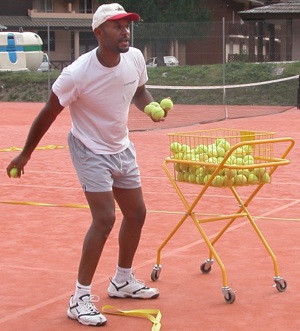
[{"left": 0, "top": 102, "right": 299, "bottom": 330}]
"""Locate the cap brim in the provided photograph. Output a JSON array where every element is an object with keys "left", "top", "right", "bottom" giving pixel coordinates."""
[{"left": 107, "top": 13, "right": 140, "bottom": 22}]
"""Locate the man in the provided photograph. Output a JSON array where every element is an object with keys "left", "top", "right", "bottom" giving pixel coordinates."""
[{"left": 6, "top": 3, "right": 165, "bottom": 327}]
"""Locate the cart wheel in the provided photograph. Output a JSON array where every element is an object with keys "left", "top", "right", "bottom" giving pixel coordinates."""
[
  {"left": 151, "top": 265, "right": 162, "bottom": 281},
  {"left": 223, "top": 289, "right": 236, "bottom": 304},
  {"left": 200, "top": 262, "right": 212, "bottom": 274},
  {"left": 274, "top": 278, "right": 287, "bottom": 292}
]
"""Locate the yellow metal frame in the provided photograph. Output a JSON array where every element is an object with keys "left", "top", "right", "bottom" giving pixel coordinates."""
[{"left": 152, "top": 129, "right": 295, "bottom": 303}]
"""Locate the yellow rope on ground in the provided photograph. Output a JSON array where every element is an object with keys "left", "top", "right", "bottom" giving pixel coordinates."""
[
  {"left": 0, "top": 145, "right": 68, "bottom": 152},
  {"left": 0, "top": 201, "right": 89, "bottom": 209},
  {"left": 102, "top": 305, "right": 161, "bottom": 331}
]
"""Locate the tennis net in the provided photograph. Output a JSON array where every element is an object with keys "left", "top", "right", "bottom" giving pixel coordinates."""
[{"left": 128, "top": 75, "right": 299, "bottom": 131}]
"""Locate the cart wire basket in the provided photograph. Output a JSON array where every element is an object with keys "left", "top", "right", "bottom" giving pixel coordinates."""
[{"left": 151, "top": 128, "right": 295, "bottom": 304}]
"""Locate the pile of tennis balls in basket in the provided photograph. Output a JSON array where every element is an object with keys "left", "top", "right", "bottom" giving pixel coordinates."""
[
  {"left": 144, "top": 98, "right": 174, "bottom": 120},
  {"left": 169, "top": 138, "right": 271, "bottom": 187}
]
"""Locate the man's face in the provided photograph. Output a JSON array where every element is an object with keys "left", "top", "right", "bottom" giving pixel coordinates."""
[{"left": 98, "top": 19, "right": 131, "bottom": 54}]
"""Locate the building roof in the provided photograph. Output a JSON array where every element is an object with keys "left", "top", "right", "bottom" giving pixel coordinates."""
[
  {"left": 0, "top": 16, "right": 92, "bottom": 31},
  {"left": 239, "top": 0, "right": 300, "bottom": 20}
]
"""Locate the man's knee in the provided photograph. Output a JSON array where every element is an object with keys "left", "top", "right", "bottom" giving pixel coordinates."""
[{"left": 91, "top": 212, "right": 116, "bottom": 238}]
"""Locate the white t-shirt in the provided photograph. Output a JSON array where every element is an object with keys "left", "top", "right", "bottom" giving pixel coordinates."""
[{"left": 52, "top": 47, "right": 148, "bottom": 154}]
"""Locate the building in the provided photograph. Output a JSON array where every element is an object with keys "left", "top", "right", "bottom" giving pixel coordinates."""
[
  {"left": 0, "top": 0, "right": 95, "bottom": 70},
  {"left": 1, "top": 1, "right": 296, "bottom": 67},
  {"left": 239, "top": 0, "right": 300, "bottom": 62}
]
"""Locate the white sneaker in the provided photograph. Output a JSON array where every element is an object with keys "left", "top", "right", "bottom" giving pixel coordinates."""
[
  {"left": 107, "top": 274, "right": 160, "bottom": 299},
  {"left": 67, "top": 294, "right": 107, "bottom": 326}
]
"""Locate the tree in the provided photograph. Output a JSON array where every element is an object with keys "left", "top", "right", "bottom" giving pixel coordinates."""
[
  {"left": 96, "top": 0, "right": 213, "bottom": 57},
  {"left": 96, "top": 0, "right": 211, "bottom": 23}
]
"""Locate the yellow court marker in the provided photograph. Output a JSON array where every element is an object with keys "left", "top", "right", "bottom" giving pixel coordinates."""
[
  {"left": 102, "top": 305, "right": 161, "bottom": 331},
  {"left": 0, "top": 145, "right": 68, "bottom": 152}
]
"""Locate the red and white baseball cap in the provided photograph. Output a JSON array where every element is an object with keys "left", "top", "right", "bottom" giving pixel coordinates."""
[{"left": 92, "top": 3, "right": 140, "bottom": 30}]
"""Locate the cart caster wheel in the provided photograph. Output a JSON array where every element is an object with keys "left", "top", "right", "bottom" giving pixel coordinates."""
[
  {"left": 200, "top": 259, "right": 214, "bottom": 274},
  {"left": 200, "top": 263, "right": 212, "bottom": 274},
  {"left": 151, "top": 264, "right": 162, "bottom": 281},
  {"left": 274, "top": 277, "right": 287, "bottom": 292},
  {"left": 222, "top": 287, "right": 236, "bottom": 304}
]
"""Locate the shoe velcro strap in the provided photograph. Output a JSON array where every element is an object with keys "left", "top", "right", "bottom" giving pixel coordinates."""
[{"left": 102, "top": 305, "right": 161, "bottom": 331}]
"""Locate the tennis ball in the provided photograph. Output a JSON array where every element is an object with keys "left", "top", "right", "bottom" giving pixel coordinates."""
[
  {"left": 234, "top": 174, "right": 247, "bottom": 185},
  {"left": 261, "top": 173, "right": 271, "bottom": 183},
  {"left": 203, "top": 174, "right": 212, "bottom": 185},
  {"left": 224, "top": 169, "right": 237, "bottom": 178},
  {"left": 149, "top": 101, "right": 160, "bottom": 107},
  {"left": 238, "top": 169, "right": 251, "bottom": 178},
  {"left": 212, "top": 175, "right": 224, "bottom": 187},
  {"left": 225, "top": 155, "right": 236, "bottom": 165},
  {"left": 207, "top": 156, "right": 218, "bottom": 164},
  {"left": 174, "top": 163, "right": 181, "bottom": 172},
  {"left": 177, "top": 172, "right": 185, "bottom": 182},
  {"left": 188, "top": 166, "right": 198, "bottom": 174},
  {"left": 207, "top": 145, "right": 218, "bottom": 157},
  {"left": 188, "top": 173, "right": 197, "bottom": 183},
  {"left": 235, "top": 157, "right": 244, "bottom": 166},
  {"left": 173, "top": 152, "right": 183, "bottom": 160},
  {"left": 170, "top": 142, "right": 182, "bottom": 153},
  {"left": 195, "top": 144, "right": 208, "bottom": 154},
  {"left": 253, "top": 167, "right": 266, "bottom": 179},
  {"left": 195, "top": 167, "right": 207, "bottom": 176},
  {"left": 181, "top": 144, "right": 191, "bottom": 153},
  {"left": 243, "top": 155, "right": 255, "bottom": 165},
  {"left": 243, "top": 145, "right": 253, "bottom": 154},
  {"left": 196, "top": 175, "right": 205, "bottom": 184},
  {"left": 218, "top": 140, "right": 231, "bottom": 151},
  {"left": 198, "top": 153, "right": 209, "bottom": 162},
  {"left": 216, "top": 146, "right": 226, "bottom": 157},
  {"left": 10, "top": 167, "right": 19, "bottom": 178},
  {"left": 180, "top": 164, "right": 189, "bottom": 171},
  {"left": 248, "top": 173, "right": 259, "bottom": 184},
  {"left": 183, "top": 172, "right": 190, "bottom": 182},
  {"left": 144, "top": 104, "right": 155, "bottom": 116},
  {"left": 151, "top": 106, "right": 165, "bottom": 120},
  {"left": 215, "top": 138, "right": 226, "bottom": 146},
  {"left": 160, "top": 98, "right": 173, "bottom": 111},
  {"left": 183, "top": 153, "right": 193, "bottom": 160},
  {"left": 223, "top": 177, "right": 234, "bottom": 186},
  {"left": 235, "top": 147, "right": 245, "bottom": 158}
]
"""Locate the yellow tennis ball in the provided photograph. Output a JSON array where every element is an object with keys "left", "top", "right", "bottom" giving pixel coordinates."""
[
  {"left": 234, "top": 174, "right": 247, "bottom": 185},
  {"left": 176, "top": 172, "right": 185, "bottom": 182},
  {"left": 248, "top": 173, "right": 259, "bottom": 184},
  {"left": 149, "top": 101, "right": 160, "bottom": 107},
  {"left": 160, "top": 98, "right": 173, "bottom": 111},
  {"left": 261, "top": 173, "right": 271, "bottom": 183},
  {"left": 212, "top": 175, "right": 224, "bottom": 187},
  {"left": 144, "top": 104, "right": 155, "bottom": 116},
  {"left": 10, "top": 167, "right": 19, "bottom": 178},
  {"left": 151, "top": 107, "right": 165, "bottom": 120},
  {"left": 170, "top": 142, "right": 182, "bottom": 153}
]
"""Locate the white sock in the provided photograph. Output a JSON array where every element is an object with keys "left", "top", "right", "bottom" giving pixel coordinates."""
[
  {"left": 73, "top": 281, "right": 91, "bottom": 302},
  {"left": 114, "top": 266, "right": 132, "bottom": 283}
]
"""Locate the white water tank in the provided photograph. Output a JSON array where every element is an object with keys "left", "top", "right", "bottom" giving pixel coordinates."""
[{"left": 0, "top": 31, "right": 43, "bottom": 71}]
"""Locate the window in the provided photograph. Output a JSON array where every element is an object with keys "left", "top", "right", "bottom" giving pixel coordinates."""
[
  {"left": 79, "top": 0, "right": 93, "bottom": 13},
  {"left": 38, "top": 31, "right": 55, "bottom": 52},
  {"left": 38, "top": 0, "right": 53, "bottom": 13}
]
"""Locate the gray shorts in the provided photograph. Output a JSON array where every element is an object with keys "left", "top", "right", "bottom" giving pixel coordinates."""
[{"left": 68, "top": 133, "right": 141, "bottom": 192}]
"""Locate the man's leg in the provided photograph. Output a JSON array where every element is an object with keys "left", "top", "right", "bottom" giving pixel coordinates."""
[
  {"left": 78, "top": 190, "right": 116, "bottom": 285},
  {"left": 107, "top": 187, "right": 159, "bottom": 299},
  {"left": 113, "top": 187, "right": 146, "bottom": 268},
  {"left": 67, "top": 190, "right": 115, "bottom": 326}
]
